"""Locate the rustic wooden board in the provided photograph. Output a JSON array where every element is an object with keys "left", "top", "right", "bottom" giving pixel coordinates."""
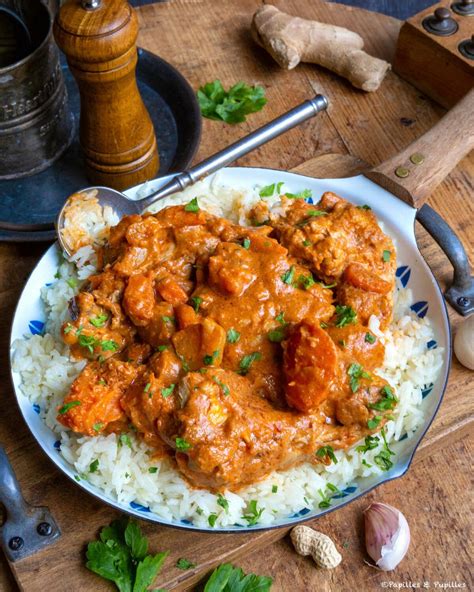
[{"left": 1, "top": 0, "right": 472, "bottom": 590}]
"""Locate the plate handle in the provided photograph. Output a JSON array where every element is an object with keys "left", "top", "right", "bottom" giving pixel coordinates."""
[
  {"left": 366, "top": 88, "right": 474, "bottom": 209},
  {"left": 416, "top": 205, "right": 473, "bottom": 316},
  {"left": 0, "top": 445, "right": 61, "bottom": 562}
]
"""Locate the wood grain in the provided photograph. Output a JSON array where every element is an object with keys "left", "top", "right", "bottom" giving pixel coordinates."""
[
  {"left": 366, "top": 88, "right": 474, "bottom": 208},
  {"left": 54, "top": 0, "right": 159, "bottom": 190},
  {"left": 1, "top": 1, "right": 472, "bottom": 590},
  {"left": 393, "top": 1, "right": 474, "bottom": 109}
]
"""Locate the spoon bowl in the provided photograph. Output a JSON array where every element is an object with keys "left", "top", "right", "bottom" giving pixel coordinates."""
[{"left": 56, "top": 94, "right": 328, "bottom": 256}]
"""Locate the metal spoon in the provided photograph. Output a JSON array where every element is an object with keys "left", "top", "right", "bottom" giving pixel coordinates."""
[{"left": 57, "top": 94, "right": 328, "bottom": 256}]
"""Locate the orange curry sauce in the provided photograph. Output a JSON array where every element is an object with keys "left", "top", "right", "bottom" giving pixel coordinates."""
[{"left": 58, "top": 192, "right": 397, "bottom": 491}]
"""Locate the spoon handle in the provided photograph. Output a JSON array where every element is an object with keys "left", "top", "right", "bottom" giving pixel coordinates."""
[{"left": 138, "top": 94, "right": 329, "bottom": 210}]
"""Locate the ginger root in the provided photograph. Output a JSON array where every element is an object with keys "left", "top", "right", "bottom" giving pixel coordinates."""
[
  {"left": 251, "top": 5, "right": 390, "bottom": 92},
  {"left": 290, "top": 525, "right": 342, "bottom": 569}
]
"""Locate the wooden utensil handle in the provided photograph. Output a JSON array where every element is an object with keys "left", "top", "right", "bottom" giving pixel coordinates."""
[{"left": 366, "top": 88, "right": 474, "bottom": 209}]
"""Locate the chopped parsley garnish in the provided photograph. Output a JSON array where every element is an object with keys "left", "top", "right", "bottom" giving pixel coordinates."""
[
  {"left": 157, "top": 344, "right": 168, "bottom": 352},
  {"left": 320, "top": 321, "right": 328, "bottom": 329},
  {"left": 281, "top": 266, "right": 295, "bottom": 285},
  {"left": 148, "top": 467, "right": 158, "bottom": 474},
  {"left": 176, "top": 557, "right": 196, "bottom": 570},
  {"left": 373, "top": 427, "right": 395, "bottom": 471},
  {"left": 318, "top": 483, "right": 341, "bottom": 509},
  {"left": 78, "top": 334, "right": 99, "bottom": 354},
  {"left": 362, "top": 459, "right": 372, "bottom": 468},
  {"left": 368, "top": 385, "right": 397, "bottom": 411},
  {"left": 275, "top": 312, "right": 287, "bottom": 325},
  {"left": 85, "top": 517, "right": 168, "bottom": 592},
  {"left": 239, "top": 352, "right": 261, "bottom": 375},
  {"left": 267, "top": 328, "right": 285, "bottom": 343},
  {"left": 315, "top": 445, "right": 338, "bottom": 464},
  {"left": 175, "top": 437, "right": 191, "bottom": 452},
  {"left": 178, "top": 355, "right": 190, "bottom": 373},
  {"left": 118, "top": 434, "right": 132, "bottom": 449},
  {"left": 227, "top": 328, "right": 240, "bottom": 343},
  {"left": 335, "top": 305, "right": 357, "bottom": 328},
  {"left": 217, "top": 494, "right": 229, "bottom": 512},
  {"left": 259, "top": 183, "right": 276, "bottom": 197},
  {"left": 302, "top": 239, "right": 312, "bottom": 247},
  {"left": 89, "top": 459, "right": 99, "bottom": 473},
  {"left": 357, "top": 204, "right": 372, "bottom": 210},
  {"left": 92, "top": 423, "right": 103, "bottom": 432},
  {"left": 98, "top": 379, "right": 107, "bottom": 386},
  {"left": 204, "top": 564, "right": 272, "bottom": 591},
  {"left": 101, "top": 340, "right": 119, "bottom": 352},
  {"left": 203, "top": 350, "right": 220, "bottom": 365},
  {"left": 382, "top": 250, "right": 391, "bottom": 262},
  {"left": 161, "top": 315, "right": 175, "bottom": 324},
  {"left": 356, "top": 434, "right": 380, "bottom": 453},
  {"left": 339, "top": 339, "right": 346, "bottom": 348},
  {"left": 286, "top": 188, "right": 312, "bottom": 200},
  {"left": 190, "top": 296, "right": 203, "bottom": 313},
  {"left": 298, "top": 274, "right": 316, "bottom": 290},
  {"left": 197, "top": 80, "right": 267, "bottom": 124},
  {"left": 251, "top": 218, "right": 270, "bottom": 227},
  {"left": 184, "top": 197, "right": 200, "bottom": 212},
  {"left": 242, "top": 500, "right": 264, "bottom": 525},
  {"left": 297, "top": 210, "right": 327, "bottom": 226},
  {"left": 64, "top": 323, "right": 74, "bottom": 334},
  {"left": 90, "top": 313, "right": 108, "bottom": 328},
  {"left": 347, "top": 363, "right": 371, "bottom": 393},
  {"left": 54, "top": 269, "right": 61, "bottom": 279},
  {"left": 58, "top": 400, "right": 81, "bottom": 415},
  {"left": 208, "top": 513, "right": 217, "bottom": 527},
  {"left": 143, "top": 383, "right": 151, "bottom": 393},
  {"left": 365, "top": 332, "right": 376, "bottom": 344},
  {"left": 212, "top": 376, "right": 230, "bottom": 396},
  {"left": 161, "top": 384, "right": 175, "bottom": 398},
  {"left": 367, "top": 416, "right": 383, "bottom": 430},
  {"left": 66, "top": 278, "right": 78, "bottom": 289},
  {"left": 242, "top": 237, "right": 251, "bottom": 249},
  {"left": 272, "top": 485, "right": 278, "bottom": 494}
]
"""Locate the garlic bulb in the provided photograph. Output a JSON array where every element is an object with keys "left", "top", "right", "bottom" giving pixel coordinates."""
[
  {"left": 454, "top": 315, "right": 474, "bottom": 370},
  {"left": 364, "top": 502, "right": 410, "bottom": 571}
]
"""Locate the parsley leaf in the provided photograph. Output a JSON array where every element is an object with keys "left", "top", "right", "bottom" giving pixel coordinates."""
[
  {"left": 239, "top": 352, "right": 261, "bottom": 375},
  {"left": 161, "top": 384, "right": 175, "bottom": 398},
  {"left": 242, "top": 500, "right": 264, "bottom": 525},
  {"left": 93, "top": 422, "right": 104, "bottom": 432},
  {"left": 203, "top": 563, "right": 273, "bottom": 592},
  {"left": 318, "top": 483, "right": 341, "bottom": 509},
  {"left": 203, "top": 350, "right": 220, "bottom": 366},
  {"left": 175, "top": 437, "right": 191, "bottom": 452},
  {"left": 184, "top": 197, "right": 200, "bottom": 212},
  {"left": 58, "top": 400, "right": 81, "bottom": 415},
  {"left": 118, "top": 434, "right": 132, "bottom": 449},
  {"left": 90, "top": 313, "right": 109, "bottom": 328},
  {"left": 176, "top": 557, "right": 196, "bottom": 570},
  {"left": 335, "top": 305, "right": 357, "bottom": 328},
  {"left": 275, "top": 312, "right": 287, "bottom": 326},
  {"left": 190, "top": 296, "right": 203, "bottom": 313},
  {"left": 217, "top": 493, "right": 229, "bottom": 513},
  {"left": 373, "top": 427, "right": 396, "bottom": 471},
  {"left": 197, "top": 80, "right": 267, "bottom": 124},
  {"left": 347, "top": 363, "right": 370, "bottom": 393},
  {"left": 101, "top": 340, "right": 119, "bottom": 352},
  {"left": 365, "top": 332, "right": 376, "bottom": 344},
  {"left": 148, "top": 467, "right": 158, "bottom": 474},
  {"left": 382, "top": 250, "right": 391, "bottom": 262},
  {"left": 272, "top": 485, "right": 278, "bottom": 494},
  {"left": 281, "top": 266, "right": 295, "bottom": 285},
  {"left": 227, "top": 328, "right": 240, "bottom": 343},
  {"left": 259, "top": 183, "right": 276, "bottom": 197},
  {"left": 315, "top": 445, "right": 338, "bottom": 464},
  {"left": 85, "top": 518, "right": 168, "bottom": 592},
  {"left": 285, "top": 189, "right": 312, "bottom": 200},
  {"left": 297, "top": 274, "right": 316, "bottom": 290},
  {"left": 356, "top": 434, "right": 380, "bottom": 453},
  {"left": 368, "top": 416, "right": 383, "bottom": 430},
  {"left": 89, "top": 459, "right": 99, "bottom": 473},
  {"left": 208, "top": 514, "right": 217, "bottom": 527},
  {"left": 242, "top": 237, "right": 251, "bottom": 249},
  {"left": 212, "top": 375, "right": 230, "bottom": 396},
  {"left": 267, "top": 328, "right": 285, "bottom": 343}
]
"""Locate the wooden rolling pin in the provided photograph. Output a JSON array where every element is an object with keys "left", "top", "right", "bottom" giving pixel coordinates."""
[{"left": 54, "top": 0, "right": 159, "bottom": 190}]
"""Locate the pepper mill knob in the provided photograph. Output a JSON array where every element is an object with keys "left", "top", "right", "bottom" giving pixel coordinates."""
[
  {"left": 422, "top": 6, "right": 459, "bottom": 35},
  {"left": 54, "top": 0, "right": 159, "bottom": 190}
]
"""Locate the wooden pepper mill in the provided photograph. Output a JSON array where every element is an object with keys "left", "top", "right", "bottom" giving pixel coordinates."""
[{"left": 54, "top": 0, "right": 159, "bottom": 190}]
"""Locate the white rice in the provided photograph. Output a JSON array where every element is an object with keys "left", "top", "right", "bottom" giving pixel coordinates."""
[{"left": 11, "top": 180, "right": 443, "bottom": 528}]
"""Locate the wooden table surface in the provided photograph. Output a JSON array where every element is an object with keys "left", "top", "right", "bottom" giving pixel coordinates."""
[{"left": 1, "top": 1, "right": 473, "bottom": 590}]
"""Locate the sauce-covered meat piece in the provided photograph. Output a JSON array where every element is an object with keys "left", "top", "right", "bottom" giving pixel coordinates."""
[{"left": 58, "top": 196, "right": 397, "bottom": 491}]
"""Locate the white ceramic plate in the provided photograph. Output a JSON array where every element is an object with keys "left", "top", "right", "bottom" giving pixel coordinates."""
[{"left": 9, "top": 167, "right": 451, "bottom": 531}]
